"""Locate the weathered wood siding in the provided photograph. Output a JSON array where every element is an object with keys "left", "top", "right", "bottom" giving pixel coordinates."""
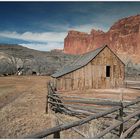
[{"left": 53, "top": 47, "right": 125, "bottom": 91}]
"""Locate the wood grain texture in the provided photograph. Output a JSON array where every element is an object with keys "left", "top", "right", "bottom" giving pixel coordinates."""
[{"left": 53, "top": 47, "right": 125, "bottom": 91}]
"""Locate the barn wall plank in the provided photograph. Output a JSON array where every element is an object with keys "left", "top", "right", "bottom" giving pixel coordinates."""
[{"left": 55, "top": 47, "right": 125, "bottom": 91}]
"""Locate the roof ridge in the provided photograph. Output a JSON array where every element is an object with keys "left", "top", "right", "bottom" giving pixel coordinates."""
[
  {"left": 71, "top": 45, "right": 107, "bottom": 66},
  {"left": 81, "top": 44, "right": 107, "bottom": 55},
  {"left": 51, "top": 45, "right": 107, "bottom": 78}
]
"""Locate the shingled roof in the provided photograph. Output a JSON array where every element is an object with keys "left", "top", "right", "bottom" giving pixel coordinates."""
[{"left": 51, "top": 45, "right": 107, "bottom": 78}]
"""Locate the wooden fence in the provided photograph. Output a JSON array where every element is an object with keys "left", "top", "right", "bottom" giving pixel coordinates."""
[
  {"left": 125, "top": 80, "right": 140, "bottom": 90},
  {"left": 24, "top": 82, "right": 140, "bottom": 139}
]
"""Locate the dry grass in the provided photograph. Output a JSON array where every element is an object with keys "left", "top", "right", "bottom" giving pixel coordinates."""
[
  {"left": 0, "top": 76, "right": 51, "bottom": 138},
  {"left": 53, "top": 113, "right": 117, "bottom": 139},
  {"left": 60, "top": 87, "right": 140, "bottom": 101}
]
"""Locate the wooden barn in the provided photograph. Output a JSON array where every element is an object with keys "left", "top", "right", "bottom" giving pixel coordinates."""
[{"left": 51, "top": 45, "right": 125, "bottom": 91}]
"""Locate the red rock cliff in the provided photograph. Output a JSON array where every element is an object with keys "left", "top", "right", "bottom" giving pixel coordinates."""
[{"left": 64, "top": 15, "right": 140, "bottom": 62}]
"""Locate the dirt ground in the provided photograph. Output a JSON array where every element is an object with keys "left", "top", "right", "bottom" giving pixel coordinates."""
[
  {"left": 0, "top": 76, "right": 51, "bottom": 138},
  {"left": 60, "top": 86, "right": 140, "bottom": 101},
  {"left": 0, "top": 76, "right": 140, "bottom": 138}
]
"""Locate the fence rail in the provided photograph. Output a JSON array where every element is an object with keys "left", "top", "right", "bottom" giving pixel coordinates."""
[{"left": 23, "top": 82, "right": 140, "bottom": 139}]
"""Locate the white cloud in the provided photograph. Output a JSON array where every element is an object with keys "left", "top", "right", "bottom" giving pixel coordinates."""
[
  {"left": 0, "top": 31, "right": 67, "bottom": 42},
  {"left": 69, "top": 24, "right": 94, "bottom": 33},
  {"left": 46, "top": 23, "right": 107, "bottom": 33},
  {"left": 0, "top": 31, "right": 66, "bottom": 51},
  {"left": 69, "top": 23, "right": 108, "bottom": 33},
  {"left": 20, "top": 42, "right": 63, "bottom": 51},
  {"left": 0, "top": 23, "right": 106, "bottom": 43},
  {"left": 44, "top": 23, "right": 103, "bottom": 33},
  {"left": 0, "top": 23, "right": 107, "bottom": 51}
]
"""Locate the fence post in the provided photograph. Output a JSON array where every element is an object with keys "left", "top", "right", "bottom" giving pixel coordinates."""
[
  {"left": 46, "top": 82, "right": 50, "bottom": 114},
  {"left": 49, "top": 82, "right": 60, "bottom": 138},
  {"left": 119, "top": 102, "right": 124, "bottom": 136},
  {"left": 46, "top": 94, "right": 48, "bottom": 114},
  {"left": 51, "top": 113, "right": 60, "bottom": 138}
]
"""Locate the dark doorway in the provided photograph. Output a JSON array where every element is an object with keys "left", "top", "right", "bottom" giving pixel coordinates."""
[
  {"left": 32, "top": 71, "right": 37, "bottom": 75},
  {"left": 106, "top": 66, "right": 110, "bottom": 77}
]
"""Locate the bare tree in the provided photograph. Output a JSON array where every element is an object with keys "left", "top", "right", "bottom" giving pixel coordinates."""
[
  {"left": 8, "top": 55, "right": 21, "bottom": 74},
  {"left": 0, "top": 57, "right": 15, "bottom": 75}
]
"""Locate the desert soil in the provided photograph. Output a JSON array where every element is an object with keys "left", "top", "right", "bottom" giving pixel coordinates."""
[
  {"left": 60, "top": 86, "right": 140, "bottom": 101},
  {"left": 0, "top": 76, "right": 51, "bottom": 138}
]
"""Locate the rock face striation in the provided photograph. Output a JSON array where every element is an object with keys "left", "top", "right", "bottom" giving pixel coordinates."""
[{"left": 64, "top": 15, "right": 140, "bottom": 63}]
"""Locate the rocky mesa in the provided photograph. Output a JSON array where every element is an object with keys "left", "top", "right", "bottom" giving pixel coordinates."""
[{"left": 64, "top": 15, "right": 140, "bottom": 63}]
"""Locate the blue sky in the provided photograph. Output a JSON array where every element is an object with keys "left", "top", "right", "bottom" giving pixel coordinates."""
[{"left": 0, "top": 2, "right": 140, "bottom": 51}]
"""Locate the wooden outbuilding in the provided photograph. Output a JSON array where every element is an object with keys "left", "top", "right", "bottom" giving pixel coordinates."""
[{"left": 51, "top": 45, "right": 125, "bottom": 91}]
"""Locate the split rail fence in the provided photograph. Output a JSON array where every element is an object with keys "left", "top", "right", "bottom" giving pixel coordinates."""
[{"left": 24, "top": 82, "right": 140, "bottom": 139}]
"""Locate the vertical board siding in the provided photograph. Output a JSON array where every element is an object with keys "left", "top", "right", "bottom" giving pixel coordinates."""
[{"left": 54, "top": 47, "right": 125, "bottom": 91}]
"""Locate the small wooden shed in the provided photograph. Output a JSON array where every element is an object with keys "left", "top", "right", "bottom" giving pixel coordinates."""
[{"left": 51, "top": 45, "right": 125, "bottom": 91}]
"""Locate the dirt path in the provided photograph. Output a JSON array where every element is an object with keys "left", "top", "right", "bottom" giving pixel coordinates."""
[
  {"left": 0, "top": 83, "right": 35, "bottom": 109},
  {"left": 0, "top": 76, "right": 51, "bottom": 138}
]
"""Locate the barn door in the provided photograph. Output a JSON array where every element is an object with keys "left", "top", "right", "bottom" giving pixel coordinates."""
[
  {"left": 106, "top": 65, "right": 111, "bottom": 78},
  {"left": 106, "top": 65, "right": 111, "bottom": 88}
]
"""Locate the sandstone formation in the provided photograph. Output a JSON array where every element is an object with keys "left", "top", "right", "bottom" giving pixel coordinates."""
[{"left": 64, "top": 15, "right": 140, "bottom": 63}]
